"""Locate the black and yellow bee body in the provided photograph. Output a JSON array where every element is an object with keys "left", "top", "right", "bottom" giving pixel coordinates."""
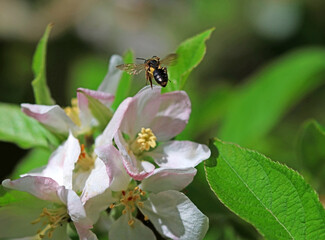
[{"left": 116, "top": 54, "right": 177, "bottom": 88}]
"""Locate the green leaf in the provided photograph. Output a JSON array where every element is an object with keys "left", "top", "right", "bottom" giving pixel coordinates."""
[
  {"left": 11, "top": 148, "right": 51, "bottom": 179},
  {"left": 0, "top": 103, "right": 59, "bottom": 149},
  {"left": 31, "top": 23, "right": 55, "bottom": 105},
  {"left": 163, "top": 28, "right": 215, "bottom": 92},
  {"left": 67, "top": 56, "right": 108, "bottom": 99},
  {"left": 77, "top": 90, "right": 113, "bottom": 130},
  {"left": 297, "top": 120, "right": 325, "bottom": 191},
  {"left": 0, "top": 188, "right": 34, "bottom": 207},
  {"left": 205, "top": 138, "right": 325, "bottom": 239},
  {"left": 219, "top": 48, "right": 325, "bottom": 145},
  {"left": 111, "top": 50, "right": 134, "bottom": 110}
]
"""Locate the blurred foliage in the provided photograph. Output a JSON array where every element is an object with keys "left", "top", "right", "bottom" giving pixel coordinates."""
[{"left": 1, "top": 0, "right": 325, "bottom": 239}]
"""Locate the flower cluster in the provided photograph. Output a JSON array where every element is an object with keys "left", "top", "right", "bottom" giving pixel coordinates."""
[{"left": 1, "top": 84, "right": 210, "bottom": 240}]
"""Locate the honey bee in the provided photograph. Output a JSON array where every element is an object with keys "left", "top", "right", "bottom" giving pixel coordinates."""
[{"left": 116, "top": 54, "right": 177, "bottom": 88}]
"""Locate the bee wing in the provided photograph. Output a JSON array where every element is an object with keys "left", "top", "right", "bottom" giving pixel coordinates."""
[
  {"left": 116, "top": 63, "right": 145, "bottom": 75},
  {"left": 160, "top": 53, "right": 178, "bottom": 66}
]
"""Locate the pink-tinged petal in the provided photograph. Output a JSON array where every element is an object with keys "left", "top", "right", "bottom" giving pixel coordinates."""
[
  {"left": 80, "top": 158, "right": 110, "bottom": 203},
  {"left": 77, "top": 88, "right": 115, "bottom": 128},
  {"left": 57, "top": 188, "right": 91, "bottom": 225},
  {"left": 0, "top": 197, "right": 49, "bottom": 238},
  {"left": 21, "top": 103, "right": 77, "bottom": 134},
  {"left": 147, "top": 141, "right": 211, "bottom": 169},
  {"left": 148, "top": 90, "right": 191, "bottom": 141},
  {"left": 95, "top": 97, "right": 133, "bottom": 147},
  {"left": 140, "top": 168, "right": 197, "bottom": 193},
  {"left": 97, "top": 54, "right": 124, "bottom": 94},
  {"left": 109, "top": 213, "right": 156, "bottom": 240},
  {"left": 42, "top": 132, "right": 80, "bottom": 188},
  {"left": 119, "top": 86, "right": 161, "bottom": 138},
  {"left": 84, "top": 189, "right": 115, "bottom": 224},
  {"left": 114, "top": 130, "right": 154, "bottom": 181},
  {"left": 74, "top": 222, "right": 98, "bottom": 240},
  {"left": 95, "top": 144, "right": 131, "bottom": 191},
  {"left": 2, "top": 176, "right": 61, "bottom": 203},
  {"left": 140, "top": 190, "right": 209, "bottom": 240}
]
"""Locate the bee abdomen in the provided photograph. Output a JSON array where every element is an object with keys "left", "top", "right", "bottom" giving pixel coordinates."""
[{"left": 153, "top": 68, "right": 168, "bottom": 87}]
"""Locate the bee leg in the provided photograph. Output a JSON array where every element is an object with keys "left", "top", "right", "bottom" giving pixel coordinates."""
[
  {"left": 145, "top": 72, "right": 153, "bottom": 89},
  {"left": 149, "top": 78, "right": 153, "bottom": 89}
]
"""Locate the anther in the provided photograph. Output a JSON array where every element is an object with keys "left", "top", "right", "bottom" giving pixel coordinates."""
[{"left": 128, "top": 219, "right": 135, "bottom": 226}]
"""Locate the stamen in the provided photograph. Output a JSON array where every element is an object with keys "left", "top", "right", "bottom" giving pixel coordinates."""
[
  {"left": 64, "top": 98, "right": 81, "bottom": 126},
  {"left": 76, "top": 144, "right": 95, "bottom": 171},
  {"left": 112, "top": 187, "right": 148, "bottom": 228},
  {"left": 31, "top": 207, "right": 69, "bottom": 239},
  {"left": 132, "top": 128, "right": 157, "bottom": 153}
]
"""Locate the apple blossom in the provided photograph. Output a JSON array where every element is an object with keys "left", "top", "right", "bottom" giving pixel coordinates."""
[
  {"left": 0, "top": 132, "right": 129, "bottom": 239},
  {"left": 96, "top": 85, "right": 211, "bottom": 180},
  {"left": 94, "top": 144, "right": 209, "bottom": 240},
  {"left": 21, "top": 88, "right": 114, "bottom": 135}
]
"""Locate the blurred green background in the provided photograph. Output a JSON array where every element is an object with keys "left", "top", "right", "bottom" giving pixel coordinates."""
[{"left": 1, "top": 0, "right": 325, "bottom": 239}]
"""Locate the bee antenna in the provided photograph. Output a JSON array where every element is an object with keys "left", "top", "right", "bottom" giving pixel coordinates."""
[{"left": 136, "top": 57, "right": 146, "bottom": 61}]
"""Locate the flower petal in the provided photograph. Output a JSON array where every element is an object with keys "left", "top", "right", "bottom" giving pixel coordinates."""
[
  {"left": 21, "top": 103, "right": 77, "bottom": 134},
  {"left": 2, "top": 176, "right": 61, "bottom": 203},
  {"left": 119, "top": 86, "right": 162, "bottom": 138},
  {"left": 148, "top": 90, "right": 191, "bottom": 141},
  {"left": 84, "top": 189, "right": 115, "bottom": 224},
  {"left": 140, "top": 168, "right": 197, "bottom": 193},
  {"left": 41, "top": 132, "right": 80, "bottom": 188},
  {"left": 95, "top": 144, "right": 131, "bottom": 191},
  {"left": 74, "top": 222, "right": 98, "bottom": 240},
  {"left": 148, "top": 141, "right": 211, "bottom": 169},
  {"left": 80, "top": 158, "right": 110, "bottom": 203},
  {"left": 77, "top": 88, "right": 114, "bottom": 128},
  {"left": 117, "top": 86, "right": 191, "bottom": 141},
  {"left": 95, "top": 97, "right": 133, "bottom": 147},
  {"left": 114, "top": 130, "right": 154, "bottom": 181},
  {"left": 57, "top": 188, "right": 91, "bottom": 226},
  {"left": 109, "top": 214, "right": 156, "bottom": 240},
  {"left": 97, "top": 54, "right": 124, "bottom": 94},
  {"left": 0, "top": 197, "right": 49, "bottom": 238},
  {"left": 139, "top": 190, "right": 209, "bottom": 240}
]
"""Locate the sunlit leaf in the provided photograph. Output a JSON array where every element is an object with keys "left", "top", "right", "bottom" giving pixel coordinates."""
[
  {"left": 205, "top": 138, "right": 325, "bottom": 239},
  {"left": 111, "top": 50, "right": 134, "bottom": 110},
  {"left": 0, "top": 103, "right": 59, "bottom": 149},
  {"left": 163, "top": 28, "right": 215, "bottom": 92},
  {"left": 219, "top": 48, "right": 325, "bottom": 145},
  {"left": 31, "top": 23, "right": 55, "bottom": 105}
]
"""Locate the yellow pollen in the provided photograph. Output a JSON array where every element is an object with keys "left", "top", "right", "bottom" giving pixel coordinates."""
[
  {"left": 134, "top": 128, "right": 157, "bottom": 152},
  {"left": 31, "top": 207, "right": 69, "bottom": 239},
  {"left": 144, "top": 215, "right": 149, "bottom": 221},
  {"left": 76, "top": 144, "right": 95, "bottom": 171},
  {"left": 64, "top": 98, "right": 81, "bottom": 126}
]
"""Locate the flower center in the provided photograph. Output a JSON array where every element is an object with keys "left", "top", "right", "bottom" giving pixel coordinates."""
[
  {"left": 64, "top": 98, "right": 81, "bottom": 127},
  {"left": 110, "top": 187, "right": 149, "bottom": 227},
  {"left": 76, "top": 144, "right": 95, "bottom": 171},
  {"left": 131, "top": 128, "right": 157, "bottom": 154},
  {"left": 31, "top": 206, "right": 69, "bottom": 239}
]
